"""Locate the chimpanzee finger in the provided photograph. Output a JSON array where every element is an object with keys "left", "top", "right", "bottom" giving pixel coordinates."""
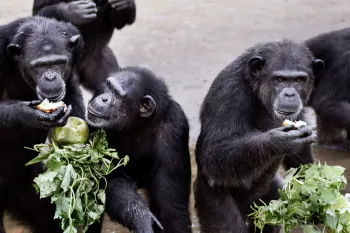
[
  {"left": 285, "top": 129, "right": 306, "bottom": 139},
  {"left": 150, "top": 213, "right": 163, "bottom": 230},
  {"left": 56, "top": 105, "right": 73, "bottom": 125},
  {"left": 83, "top": 8, "right": 98, "bottom": 14},
  {"left": 82, "top": 1, "right": 97, "bottom": 8},
  {"left": 297, "top": 132, "right": 317, "bottom": 144},
  {"left": 112, "top": 1, "right": 128, "bottom": 9},
  {"left": 35, "top": 110, "right": 52, "bottom": 122},
  {"left": 48, "top": 106, "right": 65, "bottom": 121},
  {"left": 297, "top": 125, "right": 312, "bottom": 137},
  {"left": 28, "top": 100, "right": 43, "bottom": 107},
  {"left": 278, "top": 125, "right": 294, "bottom": 132},
  {"left": 82, "top": 13, "right": 97, "bottom": 20}
]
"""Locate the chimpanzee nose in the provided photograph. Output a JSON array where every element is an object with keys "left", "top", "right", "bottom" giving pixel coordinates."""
[
  {"left": 99, "top": 93, "right": 111, "bottom": 104},
  {"left": 283, "top": 88, "right": 296, "bottom": 97},
  {"left": 44, "top": 72, "right": 58, "bottom": 81}
]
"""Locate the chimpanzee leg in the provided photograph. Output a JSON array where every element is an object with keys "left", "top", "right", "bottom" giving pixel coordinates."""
[
  {"left": 149, "top": 166, "right": 192, "bottom": 233},
  {"left": 194, "top": 176, "right": 248, "bottom": 233},
  {"left": 248, "top": 175, "right": 282, "bottom": 233}
]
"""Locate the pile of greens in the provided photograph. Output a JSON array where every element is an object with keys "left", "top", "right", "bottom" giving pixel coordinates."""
[
  {"left": 25, "top": 117, "right": 129, "bottom": 233},
  {"left": 249, "top": 163, "right": 350, "bottom": 233}
]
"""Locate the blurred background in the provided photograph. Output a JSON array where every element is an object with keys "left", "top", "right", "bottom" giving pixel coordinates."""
[{"left": 2, "top": 0, "right": 350, "bottom": 232}]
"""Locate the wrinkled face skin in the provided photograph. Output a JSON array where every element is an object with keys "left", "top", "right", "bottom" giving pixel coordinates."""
[
  {"left": 7, "top": 18, "right": 83, "bottom": 101},
  {"left": 87, "top": 70, "right": 156, "bottom": 130},
  {"left": 248, "top": 42, "right": 325, "bottom": 121}
]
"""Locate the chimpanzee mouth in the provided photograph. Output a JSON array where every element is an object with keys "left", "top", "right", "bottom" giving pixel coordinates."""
[
  {"left": 88, "top": 106, "right": 110, "bottom": 120},
  {"left": 37, "top": 90, "right": 66, "bottom": 102},
  {"left": 275, "top": 109, "right": 296, "bottom": 116}
]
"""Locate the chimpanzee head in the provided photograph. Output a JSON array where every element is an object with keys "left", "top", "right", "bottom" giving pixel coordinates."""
[
  {"left": 7, "top": 16, "right": 83, "bottom": 102},
  {"left": 247, "top": 40, "right": 324, "bottom": 121},
  {"left": 87, "top": 67, "right": 169, "bottom": 130}
]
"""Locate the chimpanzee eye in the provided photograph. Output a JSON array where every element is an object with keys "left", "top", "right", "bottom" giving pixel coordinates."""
[
  {"left": 297, "top": 77, "right": 304, "bottom": 83},
  {"left": 277, "top": 77, "right": 284, "bottom": 82}
]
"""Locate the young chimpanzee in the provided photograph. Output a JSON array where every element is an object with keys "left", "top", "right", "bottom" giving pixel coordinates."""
[
  {"left": 306, "top": 28, "right": 350, "bottom": 152},
  {"left": 86, "top": 67, "right": 192, "bottom": 233},
  {"left": 33, "top": 0, "right": 136, "bottom": 91},
  {"left": 194, "top": 40, "right": 324, "bottom": 233},
  {"left": 0, "top": 16, "right": 85, "bottom": 233}
]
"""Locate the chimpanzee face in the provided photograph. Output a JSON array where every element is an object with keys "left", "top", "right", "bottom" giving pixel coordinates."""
[
  {"left": 248, "top": 41, "right": 324, "bottom": 121},
  {"left": 87, "top": 70, "right": 156, "bottom": 130},
  {"left": 7, "top": 17, "right": 83, "bottom": 101}
]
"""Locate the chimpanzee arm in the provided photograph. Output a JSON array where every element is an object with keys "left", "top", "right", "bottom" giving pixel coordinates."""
[
  {"left": 33, "top": 0, "right": 68, "bottom": 21},
  {"left": 109, "top": 0, "right": 136, "bottom": 29},
  {"left": 149, "top": 115, "right": 192, "bottom": 233},
  {"left": 63, "top": 78, "right": 85, "bottom": 119},
  {"left": 106, "top": 175, "right": 161, "bottom": 233}
]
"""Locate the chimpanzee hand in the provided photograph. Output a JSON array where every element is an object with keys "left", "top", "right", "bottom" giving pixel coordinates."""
[
  {"left": 108, "top": 0, "right": 132, "bottom": 10},
  {"left": 134, "top": 211, "right": 163, "bottom": 233},
  {"left": 64, "top": 0, "right": 98, "bottom": 25},
  {"left": 267, "top": 125, "right": 316, "bottom": 152},
  {"left": 16, "top": 100, "right": 72, "bottom": 130}
]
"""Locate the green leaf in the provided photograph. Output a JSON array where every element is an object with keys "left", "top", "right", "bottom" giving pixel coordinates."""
[
  {"left": 60, "top": 164, "right": 77, "bottom": 192},
  {"left": 34, "top": 170, "right": 60, "bottom": 198},
  {"left": 303, "top": 225, "right": 321, "bottom": 233}
]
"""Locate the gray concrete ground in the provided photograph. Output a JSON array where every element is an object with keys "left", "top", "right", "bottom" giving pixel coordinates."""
[{"left": 1, "top": 0, "right": 350, "bottom": 232}]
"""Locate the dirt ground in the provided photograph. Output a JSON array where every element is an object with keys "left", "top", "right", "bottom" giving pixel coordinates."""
[{"left": 1, "top": 0, "right": 350, "bottom": 232}]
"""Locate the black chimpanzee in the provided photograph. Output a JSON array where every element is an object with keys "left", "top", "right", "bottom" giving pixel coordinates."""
[
  {"left": 306, "top": 28, "right": 350, "bottom": 152},
  {"left": 33, "top": 0, "right": 136, "bottom": 91},
  {"left": 0, "top": 16, "right": 85, "bottom": 233},
  {"left": 194, "top": 40, "right": 324, "bottom": 233},
  {"left": 86, "top": 66, "right": 192, "bottom": 233}
]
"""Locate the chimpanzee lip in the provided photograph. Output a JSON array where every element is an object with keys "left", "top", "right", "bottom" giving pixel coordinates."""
[
  {"left": 275, "top": 109, "right": 296, "bottom": 115},
  {"left": 37, "top": 90, "right": 66, "bottom": 102},
  {"left": 88, "top": 106, "right": 110, "bottom": 119}
]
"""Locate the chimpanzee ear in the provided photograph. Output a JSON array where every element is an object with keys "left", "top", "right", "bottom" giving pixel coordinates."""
[
  {"left": 7, "top": 43, "right": 22, "bottom": 60},
  {"left": 312, "top": 59, "right": 325, "bottom": 77},
  {"left": 7, "top": 32, "right": 24, "bottom": 60},
  {"left": 248, "top": 56, "right": 265, "bottom": 76},
  {"left": 70, "top": 34, "right": 83, "bottom": 48},
  {"left": 140, "top": 95, "right": 156, "bottom": 118}
]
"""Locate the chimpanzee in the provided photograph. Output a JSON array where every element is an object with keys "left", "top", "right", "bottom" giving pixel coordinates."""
[
  {"left": 0, "top": 16, "right": 85, "bottom": 233},
  {"left": 32, "top": 0, "right": 136, "bottom": 91},
  {"left": 86, "top": 66, "right": 192, "bottom": 233},
  {"left": 306, "top": 28, "right": 350, "bottom": 152},
  {"left": 194, "top": 40, "right": 324, "bottom": 233}
]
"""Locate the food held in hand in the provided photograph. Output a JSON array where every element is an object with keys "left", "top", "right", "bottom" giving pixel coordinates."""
[
  {"left": 282, "top": 119, "right": 307, "bottom": 128},
  {"left": 35, "top": 98, "right": 67, "bottom": 113},
  {"left": 52, "top": 117, "right": 89, "bottom": 145}
]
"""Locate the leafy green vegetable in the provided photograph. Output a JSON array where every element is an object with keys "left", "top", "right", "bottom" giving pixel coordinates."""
[
  {"left": 249, "top": 163, "right": 350, "bottom": 233},
  {"left": 26, "top": 128, "right": 129, "bottom": 233}
]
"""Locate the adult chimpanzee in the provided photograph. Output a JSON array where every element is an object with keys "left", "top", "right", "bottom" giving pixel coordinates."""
[
  {"left": 0, "top": 16, "right": 85, "bottom": 233},
  {"left": 86, "top": 66, "right": 192, "bottom": 233},
  {"left": 306, "top": 28, "right": 350, "bottom": 152},
  {"left": 194, "top": 40, "right": 324, "bottom": 233},
  {"left": 33, "top": 0, "right": 136, "bottom": 91}
]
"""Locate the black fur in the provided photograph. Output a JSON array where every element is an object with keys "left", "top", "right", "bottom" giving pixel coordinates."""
[
  {"left": 0, "top": 16, "right": 85, "bottom": 233},
  {"left": 86, "top": 67, "right": 192, "bottom": 233},
  {"left": 33, "top": 0, "right": 136, "bottom": 91},
  {"left": 194, "top": 40, "right": 323, "bottom": 233},
  {"left": 306, "top": 27, "right": 350, "bottom": 152}
]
